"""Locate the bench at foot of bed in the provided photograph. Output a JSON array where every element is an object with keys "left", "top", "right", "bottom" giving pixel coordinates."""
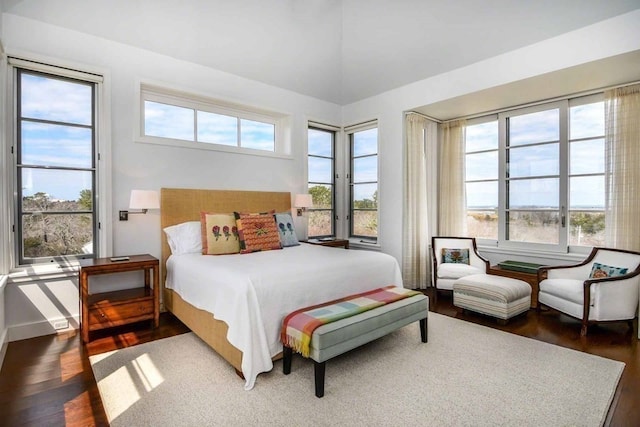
[{"left": 282, "top": 291, "right": 429, "bottom": 397}]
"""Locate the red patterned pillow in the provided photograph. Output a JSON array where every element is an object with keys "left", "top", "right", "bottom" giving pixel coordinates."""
[{"left": 234, "top": 211, "right": 282, "bottom": 254}]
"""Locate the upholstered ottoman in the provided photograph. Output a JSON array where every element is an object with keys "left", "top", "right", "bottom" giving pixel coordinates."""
[{"left": 452, "top": 274, "right": 531, "bottom": 322}]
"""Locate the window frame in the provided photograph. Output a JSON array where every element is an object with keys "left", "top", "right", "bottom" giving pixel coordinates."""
[
  {"left": 137, "top": 83, "right": 292, "bottom": 158},
  {"left": 307, "top": 122, "right": 337, "bottom": 239},
  {"left": 346, "top": 121, "right": 379, "bottom": 243},
  {"left": 5, "top": 56, "right": 110, "bottom": 270}
]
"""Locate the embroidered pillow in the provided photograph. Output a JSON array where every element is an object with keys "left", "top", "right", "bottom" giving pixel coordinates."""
[
  {"left": 589, "top": 262, "right": 628, "bottom": 279},
  {"left": 274, "top": 212, "right": 300, "bottom": 247},
  {"left": 200, "top": 212, "right": 240, "bottom": 255},
  {"left": 441, "top": 248, "right": 470, "bottom": 264},
  {"left": 234, "top": 211, "right": 282, "bottom": 254}
]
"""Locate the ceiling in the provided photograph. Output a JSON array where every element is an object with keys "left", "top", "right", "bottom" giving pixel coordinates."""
[{"left": 2, "top": 0, "right": 639, "bottom": 105}]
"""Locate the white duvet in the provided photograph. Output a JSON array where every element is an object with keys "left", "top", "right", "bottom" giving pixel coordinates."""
[{"left": 165, "top": 243, "right": 403, "bottom": 390}]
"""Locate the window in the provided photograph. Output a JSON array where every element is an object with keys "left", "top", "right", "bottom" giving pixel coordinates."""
[
  {"left": 14, "top": 68, "right": 98, "bottom": 265},
  {"left": 307, "top": 125, "right": 336, "bottom": 238},
  {"left": 464, "top": 95, "right": 605, "bottom": 251},
  {"left": 140, "top": 84, "right": 289, "bottom": 156},
  {"left": 348, "top": 123, "right": 378, "bottom": 241}
]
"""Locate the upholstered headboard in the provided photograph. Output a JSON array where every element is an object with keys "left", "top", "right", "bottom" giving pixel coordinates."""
[{"left": 159, "top": 188, "right": 292, "bottom": 286}]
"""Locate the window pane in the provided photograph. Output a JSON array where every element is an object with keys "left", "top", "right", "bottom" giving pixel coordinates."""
[
  {"left": 309, "top": 210, "right": 332, "bottom": 237},
  {"left": 308, "top": 129, "right": 333, "bottom": 157},
  {"left": 570, "top": 176, "right": 604, "bottom": 209},
  {"left": 508, "top": 143, "right": 559, "bottom": 178},
  {"left": 21, "top": 122, "right": 92, "bottom": 168},
  {"left": 145, "top": 101, "right": 194, "bottom": 141},
  {"left": 240, "top": 119, "right": 274, "bottom": 151},
  {"left": 352, "top": 128, "right": 377, "bottom": 156},
  {"left": 21, "top": 169, "right": 93, "bottom": 209},
  {"left": 353, "top": 156, "right": 377, "bottom": 183},
  {"left": 308, "top": 157, "right": 332, "bottom": 183},
  {"left": 197, "top": 111, "right": 237, "bottom": 146},
  {"left": 570, "top": 102, "right": 604, "bottom": 140},
  {"left": 466, "top": 121, "right": 498, "bottom": 152},
  {"left": 21, "top": 73, "right": 92, "bottom": 126},
  {"left": 466, "top": 181, "right": 498, "bottom": 209},
  {"left": 466, "top": 151, "right": 498, "bottom": 181},
  {"left": 353, "top": 184, "right": 377, "bottom": 208},
  {"left": 508, "top": 178, "right": 559, "bottom": 208},
  {"left": 507, "top": 211, "right": 559, "bottom": 244},
  {"left": 467, "top": 210, "right": 498, "bottom": 240},
  {"left": 352, "top": 210, "right": 377, "bottom": 237},
  {"left": 509, "top": 109, "right": 559, "bottom": 146},
  {"left": 570, "top": 139, "right": 604, "bottom": 175},
  {"left": 569, "top": 211, "right": 605, "bottom": 246},
  {"left": 308, "top": 184, "right": 332, "bottom": 209},
  {"left": 22, "top": 213, "right": 93, "bottom": 258}
]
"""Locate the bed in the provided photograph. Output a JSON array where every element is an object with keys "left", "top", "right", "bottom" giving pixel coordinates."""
[{"left": 160, "top": 188, "right": 403, "bottom": 389}]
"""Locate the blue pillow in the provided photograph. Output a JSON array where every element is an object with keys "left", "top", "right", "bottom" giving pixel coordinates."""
[
  {"left": 589, "top": 262, "right": 628, "bottom": 279},
  {"left": 274, "top": 212, "right": 300, "bottom": 247}
]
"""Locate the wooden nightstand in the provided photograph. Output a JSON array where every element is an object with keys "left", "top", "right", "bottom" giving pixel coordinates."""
[
  {"left": 79, "top": 254, "right": 159, "bottom": 343},
  {"left": 306, "top": 238, "right": 350, "bottom": 249}
]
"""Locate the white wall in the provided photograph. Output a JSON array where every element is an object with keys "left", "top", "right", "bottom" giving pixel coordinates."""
[
  {"left": 1, "top": 13, "right": 341, "bottom": 340},
  {"left": 342, "top": 10, "right": 640, "bottom": 279}
]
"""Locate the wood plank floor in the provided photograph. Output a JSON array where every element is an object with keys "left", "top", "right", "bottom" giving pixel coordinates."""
[{"left": 0, "top": 290, "right": 638, "bottom": 426}]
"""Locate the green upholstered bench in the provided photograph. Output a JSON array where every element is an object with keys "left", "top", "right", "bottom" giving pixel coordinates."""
[{"left": 282, "top": 293, "right": 429, "bottom": 397}]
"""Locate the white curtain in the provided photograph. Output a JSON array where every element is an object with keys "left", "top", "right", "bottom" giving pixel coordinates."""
[
  {"left": 604, "top": 84, "right": 640, "bottom": 252},
  {"left": 402, "top": 113, "right": 437, "bottom": 289},
  {"left": 438, "top": 119, "right": 466, "bottom": 236}
]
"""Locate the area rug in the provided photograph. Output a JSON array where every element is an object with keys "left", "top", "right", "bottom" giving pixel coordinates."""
[{"left": 89, "top": 313, "right": 624, "bottom": 426}]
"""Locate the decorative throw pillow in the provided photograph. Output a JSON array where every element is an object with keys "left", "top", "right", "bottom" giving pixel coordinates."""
[
  {"left": 234, "top": 211, "right": 282, "bottom": 254},
  {"left": 200, "top": 212, "right": 241, "bottom": 255},
  {"left": 589, "top": 262, "right": 628, "bottom": 279},
  {"left": 441, "top": 248, "right": 470, "bottom": 264},
  {"left": 274, "top": 212, "right": 300, "bottom": 247}
]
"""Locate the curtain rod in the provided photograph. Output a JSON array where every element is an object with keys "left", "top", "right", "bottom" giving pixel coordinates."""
[
  {"left": 404, "top": 111, "right": 442, "bottom": 124},
  {"left": 412, "top": 79, "right": 640, "bottom": 125}
]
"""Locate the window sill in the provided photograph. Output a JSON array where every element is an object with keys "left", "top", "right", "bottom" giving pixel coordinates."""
[
  {"left": 135, "top": 137, "right": 293, "bottom": 160},
  {"left": 9, "top": 262, "right": 80, "bottom": 283},
  {"left": 348, "top": 239, "right": 381, "bottom": 251},
  {"left": 478, "top": 245, "right": 587, "bottom": 265}
]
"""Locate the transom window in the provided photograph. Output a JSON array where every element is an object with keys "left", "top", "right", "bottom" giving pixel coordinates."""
[
  {"left": 464, "top": 94, "right": 605, "bottom": 252},
  {"left": 139, "top": 84, "right": 289, "bottom": 156}
]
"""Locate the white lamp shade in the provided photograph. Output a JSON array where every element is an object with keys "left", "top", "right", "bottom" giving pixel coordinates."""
[
  {"left": 294, "top": 194, "right": 313, "bottom": 208},
  {"left": 129, "top": 190, "right": 160, "bottom": 210}
]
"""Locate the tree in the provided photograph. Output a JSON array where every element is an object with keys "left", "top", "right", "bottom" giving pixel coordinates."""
[
  {"left": 78, "top": 189, "right": 92, "bottom": 210},
  {"left": 309, "top": 185, "right": 331, "bottom": 208}
]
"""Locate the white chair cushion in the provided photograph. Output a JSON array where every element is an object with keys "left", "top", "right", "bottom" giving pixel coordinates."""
[
  {"left": 438, "top": 263, "right": 484, "bottom": 280},
  {"left": 539, "top": 278, "right": 592, "bottom": 305}
]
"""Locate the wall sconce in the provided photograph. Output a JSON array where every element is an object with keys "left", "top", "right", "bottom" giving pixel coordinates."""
[
  {"left": 294, "top": 194, "right": 313, "bottom": 216},
  {"left": 119, "top": 190, "right": 160, "bottom": 221}
]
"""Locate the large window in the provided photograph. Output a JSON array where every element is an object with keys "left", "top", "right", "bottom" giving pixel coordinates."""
[
  {"left": 140, "top": 84, "right": 289, "bottom": 156},
  {"left": 15, "top": 68, "right": 98, "bottom": 264},
  {"left": 465, "top": 95, "right": 605, "bottom": 251},
  {"left": 348, "top": 123, "right": 378, "bottom": 241},
  {"left": 307, "top": 125, "right": 336, "bottom": 238}
]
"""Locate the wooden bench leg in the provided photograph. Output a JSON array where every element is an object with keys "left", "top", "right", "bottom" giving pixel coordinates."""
[
  {"left": 419, "top": 318, "right": 428, "bottom": 343},
  {"left": 314, "top": 361, "right": 326, "bottom": 398},
  {"left": 283, "top": 346, "right": 292, "bottom": 375}
]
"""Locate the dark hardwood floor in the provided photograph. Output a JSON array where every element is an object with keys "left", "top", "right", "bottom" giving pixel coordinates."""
[{"left": 0, "top": 290, "right": 638, "bottom": 426}]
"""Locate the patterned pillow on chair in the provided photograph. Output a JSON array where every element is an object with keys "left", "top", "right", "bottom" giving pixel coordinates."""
[
  {"left": 589, "top": 262, "right": 628, "bottom": 279},
  {"left": 441, "top": 248, "right": 470, "bottom": 264}
]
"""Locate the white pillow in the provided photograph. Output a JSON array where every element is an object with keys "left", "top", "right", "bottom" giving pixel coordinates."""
[{"left": 163, "top": 221, "right": 202, "bottom": 255}]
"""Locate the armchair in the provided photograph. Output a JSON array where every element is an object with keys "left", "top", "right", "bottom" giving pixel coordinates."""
[
  {"left": 431, "top": 237, "right": 489, "bottom": 303},
  {"left": 537, "top": 247, "right": 640, "bottom": 336}
]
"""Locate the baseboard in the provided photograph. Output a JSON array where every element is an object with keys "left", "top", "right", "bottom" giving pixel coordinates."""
[
  {"left": 0, "top": 328, "right": 8, "bottom": 372},
  {"left": 8, "top": 316, "right": 79, "bottom": 342}
]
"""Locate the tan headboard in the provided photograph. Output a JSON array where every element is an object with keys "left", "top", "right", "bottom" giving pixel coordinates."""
[{"left": 160, "top": 188, "right": 292, "bottom": 286}]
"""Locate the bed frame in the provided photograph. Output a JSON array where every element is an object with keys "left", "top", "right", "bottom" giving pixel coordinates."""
[{"left": 160, "top": 188, "right": 292, "bottom": 374}]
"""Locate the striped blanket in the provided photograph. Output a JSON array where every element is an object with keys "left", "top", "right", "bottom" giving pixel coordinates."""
[{"left": 281, "top": 285, "right": 421, "bottom": 357}]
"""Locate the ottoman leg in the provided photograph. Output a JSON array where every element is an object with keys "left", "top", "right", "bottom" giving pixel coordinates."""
[
  {"left": 314, "top": 360, "right": 326, "bottom": 398},
  {"left": 419, "top": 318, "right": 428, "bottom": 343},
  {"left": 283, "top": 346, "right": 292, "bottom": 375}
]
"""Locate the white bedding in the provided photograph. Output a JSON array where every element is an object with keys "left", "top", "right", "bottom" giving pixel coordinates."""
[{"left": 165, "top": 243, "right": 403, "bottom": 390}]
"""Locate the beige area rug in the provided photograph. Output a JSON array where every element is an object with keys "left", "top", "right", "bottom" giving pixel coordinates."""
[{"left": 90, "top": 313, "right": 624, "bottom": 426}]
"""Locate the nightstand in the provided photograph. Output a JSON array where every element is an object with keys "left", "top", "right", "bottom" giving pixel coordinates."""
[
  {"left": 306, "top": 238, "right": 350, "bottom": 249},
  {"left": 79, "top": 254, "right": 159, "bottom": 343}
]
